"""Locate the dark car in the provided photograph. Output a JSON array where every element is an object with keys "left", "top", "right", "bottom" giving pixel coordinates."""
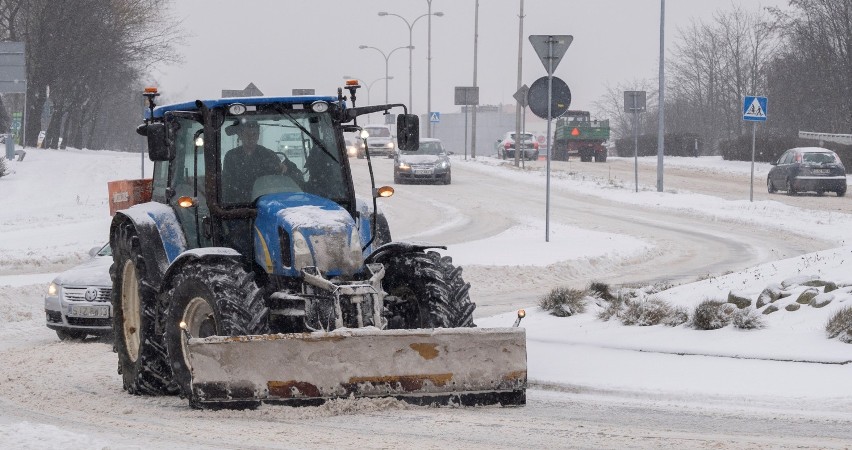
[
  {"left": 44, "top": 243, "right": 113, "bottom": 340},
  {"left": 394, "top": 138, "right": 452, "bottom": 184},
  {"left": 767, "top": 147, "right": 847, "bottom": 197}
]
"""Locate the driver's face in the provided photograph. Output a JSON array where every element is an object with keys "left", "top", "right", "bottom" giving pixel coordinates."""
[{"left": 239, "top": 125, "right": 259, "bottom": 144}]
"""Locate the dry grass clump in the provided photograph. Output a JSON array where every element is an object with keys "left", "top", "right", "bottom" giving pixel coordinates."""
[
  {"left": 691, "top": 300, "right": 730, "bottom": 330},
  {"left": 620, "top": 298, "right": 672, "bottom": 326},
  {"left": 588, "top": 281, "right": 615, "bottom": 302},
  {"left": 826, "top": 306, "right": 852, "bottom": 343},
  {"left": 539, "top": 287, "right": 587, "bottom": 317},
  {"left": 731, "top": 308, "right": 765, "bottom": 330}
]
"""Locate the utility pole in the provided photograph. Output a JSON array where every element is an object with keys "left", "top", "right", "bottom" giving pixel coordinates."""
[
  {"left": 470, "top": 0, "right": 479, "bottom": 158},
  {"left": 513, "top": 0, "right": 525, "bottom": 167},
  {"left": 656, "top": 0, "right": 666, "bottom": 192}
]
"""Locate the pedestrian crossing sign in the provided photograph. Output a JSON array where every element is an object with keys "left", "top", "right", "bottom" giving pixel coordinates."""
[
  {"left": 430, "top": 112, "right": 440, "bottom": 123},
  {"left": 743, "top": 96, "right": 767, "bottom": 122}
]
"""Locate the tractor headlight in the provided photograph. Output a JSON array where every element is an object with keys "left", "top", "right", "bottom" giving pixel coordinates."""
[{"left": 292, "top": 230, "right": 313, "bottom": 271}]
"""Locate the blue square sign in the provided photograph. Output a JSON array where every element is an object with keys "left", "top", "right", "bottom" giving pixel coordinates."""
[{"left": 743, "top": 96, "right": 767, "bottom": 122}]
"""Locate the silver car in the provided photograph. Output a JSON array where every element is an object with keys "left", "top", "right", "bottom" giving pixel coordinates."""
[{"left": 44, "top": 244, "right": 113, "bottom": 340}]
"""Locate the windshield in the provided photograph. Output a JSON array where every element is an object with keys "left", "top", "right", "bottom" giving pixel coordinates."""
[
  {"left": 409, "top": 141, "right": 444, "bottom": 155},
  {"left": 365, "top": 127, "right": 391, "bottom": 138},
  {"left": 802, "top": 152, "right": 838, "bottom": 164},
  {"left": 220, "top": 111, "right": 346, "bottom": 204}
]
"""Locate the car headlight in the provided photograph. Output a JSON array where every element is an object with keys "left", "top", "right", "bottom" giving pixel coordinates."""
[
  {"left": 397, "top": 162, "right": 410, "bottom": 170},
  {"left": 292, "top": 230, "right": 314, "bottom": 271},
  {"left": 439, "top": 161, "right": 449, "bottom": 169},
  {"left": 48, "top": 282, "right": 58, "bottom": 296},
  {"left": 387, "top": 142, "right": 395, "bottom": 149}
]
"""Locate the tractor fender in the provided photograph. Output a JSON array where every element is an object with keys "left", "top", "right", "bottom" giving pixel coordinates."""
[
  {"left": 110, "top": 202, "right": 186, "bottom": 287},
  {"left": 364, "top": 241, "right": 447, "bottom": 265},
  {"left": 159, "top": 247, "right": 244, "bottom": 294},
  {"left": 355, "top": 197, "right": 389, "bottom": 256}
]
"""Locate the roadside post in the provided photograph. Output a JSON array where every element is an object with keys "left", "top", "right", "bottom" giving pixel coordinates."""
[
  {"left": 529, "top": 34, "right": 572, "bottom": 242},
  {"left": 512, "top": 84, "right": 529, "bottom": 168},
  {"left": 743, "top": 95, "right": 768, "bottom": 202},
  {"left": 455, "top": 87, "right": 478, "bottom": 160},
  {"left": 624, "top": 91, "right": 646, "bottom": 193}
]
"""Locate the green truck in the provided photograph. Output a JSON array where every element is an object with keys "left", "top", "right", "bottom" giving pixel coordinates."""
[{"left": 552, "top": 110, "right": 610, "bottom": 162}]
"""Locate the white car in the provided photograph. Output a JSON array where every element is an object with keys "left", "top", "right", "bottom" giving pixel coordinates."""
[
  {"left": 44, "top": 244, "right": 113, "bottom": 340},
  {"left": 362, "top": 124, "right": 395, "bottom": 158}
]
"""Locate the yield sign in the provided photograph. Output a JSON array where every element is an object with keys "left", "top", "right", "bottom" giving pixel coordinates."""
[
  {"left": 742, "top": 96, "right": 767, "bottom": 122},
  {"left": 528, "top": 35, "right": 573, "bottom": 75}
]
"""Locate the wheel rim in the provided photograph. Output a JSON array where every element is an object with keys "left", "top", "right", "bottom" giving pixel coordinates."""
[
  {"left": 121, "top": 260, "right": 141, "bottom": 362},
  {"left": 180, "top": 297, "right": 216, "bottom": 368}
]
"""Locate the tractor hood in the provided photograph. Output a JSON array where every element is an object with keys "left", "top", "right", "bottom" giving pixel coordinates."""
[{"left": 254, "top": 192, "right": 362, "bottom": 277}]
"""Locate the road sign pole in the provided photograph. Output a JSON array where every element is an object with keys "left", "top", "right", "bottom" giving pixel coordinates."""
[
  {"left": 634, "top": 96, "right": 639, "bottom": 193},
  {"left": 750, "top": 121, "right": 756, "bottom": 202},
  {"left": 545, "top": 37, "right": 554, "bottom": 243}
]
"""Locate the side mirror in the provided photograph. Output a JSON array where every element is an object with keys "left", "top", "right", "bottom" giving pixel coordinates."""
[
  {"left": 396, "top": 114, "right": 419, "bottom": 151},
  {"left": 145, "top": 123, "right": 174, "bottom": 161},
  {"left": 770, "top": 160, "right": 778, "bottom": 166}
]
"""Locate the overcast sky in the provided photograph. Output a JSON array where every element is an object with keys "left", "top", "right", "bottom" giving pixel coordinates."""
[{"left": 153, "top": 0, "right": 788, "bottom": 117}]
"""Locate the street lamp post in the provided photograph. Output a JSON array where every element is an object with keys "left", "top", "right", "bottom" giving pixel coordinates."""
[
  {"left": 359, "top": 45, "right": 413, "bottom": 106},
  {"left": 378, "top": 10, "right": 443, "bottom": 113}
]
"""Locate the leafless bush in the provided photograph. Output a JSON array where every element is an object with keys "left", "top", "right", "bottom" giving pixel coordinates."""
[
  {"left": 621, "top": 298, "right": 672, "bottom": 326},
  {"left": 826, "top": 306, "right": 852, "bottom": 343},
  {"left": 539, "top": 287, "right": 587, "bottom": 317},
  {"left": 0, "top": 157, "right": 8, "bottom": 178},
  {"left": 664, "top": 305, "right": 690, "bottom": 326},
  {"left": 588, "top": 281, "right": 615, "bottom": 302},
  {"left": 691, "top": 300, "right": 731, "bottom": 330},
  {"left": 732, "top": 308, "right": 765, "bottom": 330}
]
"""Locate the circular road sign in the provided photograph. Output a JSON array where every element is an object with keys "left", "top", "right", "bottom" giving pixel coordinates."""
[{"left": 528, "top": 76, "right": 571, "bottom": 119}]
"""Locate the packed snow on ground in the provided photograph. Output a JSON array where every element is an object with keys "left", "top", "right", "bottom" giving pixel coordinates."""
[{"left": 1, "top": 148, "right": 851, "bottom": 447}]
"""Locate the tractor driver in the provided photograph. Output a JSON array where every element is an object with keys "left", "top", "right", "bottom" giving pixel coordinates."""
[{"left": 222, "top": 119, "right": 303, "bottom": 203}]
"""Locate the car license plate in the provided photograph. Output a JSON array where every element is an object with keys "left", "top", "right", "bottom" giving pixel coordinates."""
[
  {"left": 414, "top": 169, "right": 432, "bottom": 175},
  {"left": 813, "top": 169, "right": 830, "bottom": 174},
  {"left": 69, "top": 305, "right": 110, "bottom": 318}
]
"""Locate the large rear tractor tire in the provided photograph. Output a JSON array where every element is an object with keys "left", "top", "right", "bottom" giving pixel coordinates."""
[
  {"left": 111, "top": 221, "right": 176, "bottom": 395},
  {"left": 383, "top": 251, "right": 475, "bottom": 329},
  {"left": 162, "top": 260, "right": 269, "bottom": 400}
]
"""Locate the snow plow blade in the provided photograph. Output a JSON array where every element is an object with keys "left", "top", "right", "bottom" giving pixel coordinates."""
[{"left": 186, "top": 327, "right": 527, "bottom": 409}]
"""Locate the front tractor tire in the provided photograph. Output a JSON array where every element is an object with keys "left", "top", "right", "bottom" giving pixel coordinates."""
[
  {"left": 162, "top": 260, "right": 269, "bottom": 399},
  {"left": 111, "top": 221, "right": 175, "bottom": 395},
  {"left": 383, "top": 251, "right": 476, "bottom": 329}
]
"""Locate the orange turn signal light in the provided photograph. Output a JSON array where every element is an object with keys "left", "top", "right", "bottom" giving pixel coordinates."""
[
  {"left": 177, "top": 196, "right": 195, "bottom": 208},
  {"left": 375, "top": 186, "right": 394, "bottom": 198}
]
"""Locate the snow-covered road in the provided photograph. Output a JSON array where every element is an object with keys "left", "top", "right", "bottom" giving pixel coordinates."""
[{"left": 1, "top": 150, "right": 851, "bottom": 448}]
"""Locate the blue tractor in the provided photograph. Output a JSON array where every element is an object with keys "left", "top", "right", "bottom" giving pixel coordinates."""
[{"left": 109, "top": 83, "right": 526, "bottom": 408}]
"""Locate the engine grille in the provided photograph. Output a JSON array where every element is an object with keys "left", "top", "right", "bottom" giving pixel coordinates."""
[{"left": 62, "top": 287, "right": 112, "bottom": 302}]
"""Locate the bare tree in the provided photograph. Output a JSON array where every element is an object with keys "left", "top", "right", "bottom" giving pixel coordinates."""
[
  {"left": 769, "top": 0, "right": 852, "bottom": 134},
  {"left": 8, "top": 0, "right": 180, "bottom": 150},
  {"left": 667, "top": 6, "right": 777, "bottom": 153}
]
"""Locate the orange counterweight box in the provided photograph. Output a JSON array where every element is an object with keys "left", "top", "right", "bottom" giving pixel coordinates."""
[{"left": 108, "top": 179, "right": 153, "bottom": 216}]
